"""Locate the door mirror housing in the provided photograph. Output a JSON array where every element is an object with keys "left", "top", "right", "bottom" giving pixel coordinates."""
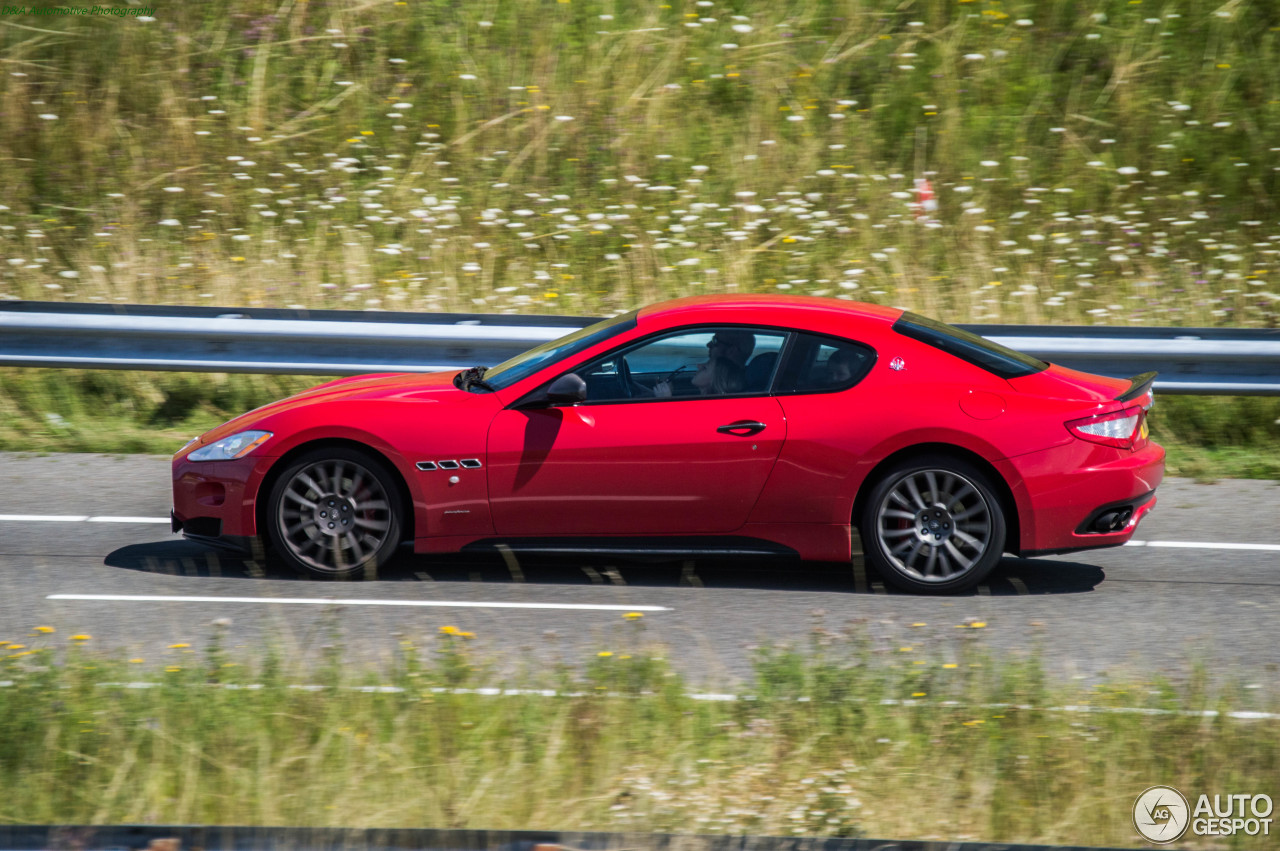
[{"left": 545, "top": 373, "right": 587, "bottom": 404}]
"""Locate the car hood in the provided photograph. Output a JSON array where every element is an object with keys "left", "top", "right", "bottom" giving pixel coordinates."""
[
  {"left": 192, "top": 370, "right": 467, "bottom": 446},
  {"left": 293, "top": 371, "right": 461, "bottom": 401}
]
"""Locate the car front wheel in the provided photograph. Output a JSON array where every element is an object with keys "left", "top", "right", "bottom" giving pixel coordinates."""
[
  {"left": 860, "top": 456, "right": 1006, "bottom": 594},
  {"left": 266, "top": 448, "right": 404, "bottom": 579}
]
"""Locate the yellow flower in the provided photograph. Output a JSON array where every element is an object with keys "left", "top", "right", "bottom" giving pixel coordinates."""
[
  {"left": 439, "top": 625, "right": 460, "bottom": 635},
  {"left": 129, "top": 658, "right": 144, "bottom": 664},
  {"left": 970, "top": 621, "right": 987, "bottom": 628},
  {"left": 943, "top": 663, "right": 958, "bottom": 669},
  {"left": 598, "top": 651, "right": 613, "bottom": 657},
  {"left": 165, "top": 666, "right": 182, "bottom": 673},
  {"left": 912, "top": 692, "right": 927, "bottom": 697},
  {"left": 623, "top": 612, "right": 644, "bottom": 621},
  {"left": 169, "top": 643, "right": 190, "bottom": 649},
  {"left": 35, "top": 626, "right": 55, "bottom": 634},
  {"left": 70, "top": 634, "right": 91, "bottom": 641}
]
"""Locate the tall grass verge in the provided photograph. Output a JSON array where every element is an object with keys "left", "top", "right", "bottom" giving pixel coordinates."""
[
  {"left": 0, "top": 619, "right": 1276, "bottom": 846},
  {"left": 0, "top": 0, "right": 1279, "bottom": 325}
]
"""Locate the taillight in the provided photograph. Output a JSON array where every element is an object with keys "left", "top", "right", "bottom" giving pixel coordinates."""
[{"left": 1066, "top": 406, "right": 1144, "bottom": 449}]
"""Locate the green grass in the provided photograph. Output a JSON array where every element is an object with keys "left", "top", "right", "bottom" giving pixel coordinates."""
[
  {"left": 0, "top": 0, "right": 1279, "bottom": 324},
  {"left": 2, "top": 0, "right": 1278, "bottom": 469},
  {"left": 0, "top": 369, "right": 315, "bottom": 454},
  {"left": 3, "top": 368, "right": 1277, "bottom": 479},
  {"left": 1, "top": 620, "right": 1276, "bottom": 846},
  {"left": 1149, "top": 394, "right": 1280, "bottom": 480}
]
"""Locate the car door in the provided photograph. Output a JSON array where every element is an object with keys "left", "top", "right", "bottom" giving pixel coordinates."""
[
  {"left": 746, "top": 332, "right": 879, "bottom": 525},
  {"left": 486, "top": 327, "right": 789, "bottom": 536}
]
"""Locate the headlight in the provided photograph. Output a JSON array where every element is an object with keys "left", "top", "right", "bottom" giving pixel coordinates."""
[{"left": 187, "top": 430, "right": 273, "bottom": 462}]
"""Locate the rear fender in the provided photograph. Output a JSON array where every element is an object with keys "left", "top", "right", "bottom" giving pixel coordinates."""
[{"left": 849, "top": 434, "right": 1025, "bottom": 557}]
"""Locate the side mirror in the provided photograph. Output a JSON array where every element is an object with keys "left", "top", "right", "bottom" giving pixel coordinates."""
[{"left": 545, "top": 373, "right": 587, "bottom": 404}]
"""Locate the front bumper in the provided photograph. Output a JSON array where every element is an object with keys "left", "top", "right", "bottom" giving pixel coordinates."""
[
  {"left": 171, "top": 453, "right": 273, "bottom": 544},
  {"left": 1000, "top": 438, "right": 1165, "bottom": 556}
]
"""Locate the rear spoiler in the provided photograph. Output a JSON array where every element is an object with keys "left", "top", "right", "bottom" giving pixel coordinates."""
[{"left": 1115, "top": 371, "right": 1157, "bottom": 404}]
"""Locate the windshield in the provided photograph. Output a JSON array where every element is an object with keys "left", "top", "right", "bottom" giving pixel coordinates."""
[
  {"left": 893, "top": 312, "right": 1048, "bottom": 379},
  {"left": 481, "top": 309, "right": 640, "bottom": 390}
]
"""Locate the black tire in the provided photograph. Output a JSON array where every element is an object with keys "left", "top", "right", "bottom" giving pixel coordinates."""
[
  {"left": 265, "top": 447, "right": 404, "bottom": 580},
  {"left": 859, "top": 455, "right": 1007, "bottom": 594}
]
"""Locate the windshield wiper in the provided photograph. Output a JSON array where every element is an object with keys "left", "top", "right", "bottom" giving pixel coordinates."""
[{"left": 454, "top": 365, "right": 495, "bottom": 392}]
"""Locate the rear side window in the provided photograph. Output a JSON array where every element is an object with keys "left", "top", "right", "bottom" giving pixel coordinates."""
[
  {"left": 893, "top": 312, "right": 1047, "bottom": 379},
  {"left": 774, "top": 333, "right": 875, "bottom": 394}
]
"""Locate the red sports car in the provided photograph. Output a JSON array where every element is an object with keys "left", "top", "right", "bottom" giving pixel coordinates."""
[{"left": 172, "top": 295, "right": 1164, "bottom": 593}]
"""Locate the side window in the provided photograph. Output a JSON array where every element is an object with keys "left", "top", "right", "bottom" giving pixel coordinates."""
[
  {"left": 574, "top": 327, "right": 788, "bottom": 402},
  {"left": 775, "top": 333, "right": 875, "bottom": 395}
]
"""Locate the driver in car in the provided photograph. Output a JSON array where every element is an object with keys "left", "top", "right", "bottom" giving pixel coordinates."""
[
  {"left": 654, "top": 354, "right": 745, "bottom": 397},
  {"left": 707, "top": 329, "right": 754, "bottom": 368}
]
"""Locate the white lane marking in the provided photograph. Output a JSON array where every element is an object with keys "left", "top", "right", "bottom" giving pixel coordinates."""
[
  {"left": 0, "top": 514, "right": 90, "bottom": 522},
  {"left": 1125, "top": 540, "right": 1280, "bottom": 552},
  {"left": 47, "top": 593, "right": 670, "bottom": 612},
  {"left": 88, "top": 516, "right": 172, "bottom": 524},
  {"left": 5, "top": 679, "right": 1271, "bottom": 720},
  {"left": 0, "top": 514, "right": 166, "bottom": 524},
  {"left": 5, "top": 514, "right": 1280, "bottom": 552}
]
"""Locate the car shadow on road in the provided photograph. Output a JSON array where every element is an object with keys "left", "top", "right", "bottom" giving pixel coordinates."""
[{"left": 105, "top": 539, "right": 1104, "bottom": 596}]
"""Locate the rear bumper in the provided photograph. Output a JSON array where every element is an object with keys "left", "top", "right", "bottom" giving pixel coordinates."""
[
  {"left": 1001, "top": 439, "right": 1165, "bottom": 556},
  {"left": 1020, "top": 492, "right": 1157, "bottom": 558}
]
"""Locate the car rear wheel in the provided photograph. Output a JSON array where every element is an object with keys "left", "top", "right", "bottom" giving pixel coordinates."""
[
  {"left": 860, "top": 456, "right": 1006, "bottom": 594},
  {"left": 266, "top": 448, "right": 403, "bottom": 579}
]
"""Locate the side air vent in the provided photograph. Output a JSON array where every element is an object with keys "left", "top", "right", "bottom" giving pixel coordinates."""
[
  {"left": 437, "top": 460, "right": 461, "bottom": 470},
  {"left": 415, "top": 461, "right": 438, "bottom": 471},
  {"left": 460, "top": 459, "right": 483, "bottom": 468}
]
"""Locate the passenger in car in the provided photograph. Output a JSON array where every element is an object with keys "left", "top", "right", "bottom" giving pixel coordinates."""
[{"left": 825, "top": 348, "right": 859, "bottom": 385}]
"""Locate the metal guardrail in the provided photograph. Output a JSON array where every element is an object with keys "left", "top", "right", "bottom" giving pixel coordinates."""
[
  {"left": 0, "top": 824, "right": 1132, "bottom": 851},
  {"left": 2, "top": 301, "right": 1279, "bottom": 394}
]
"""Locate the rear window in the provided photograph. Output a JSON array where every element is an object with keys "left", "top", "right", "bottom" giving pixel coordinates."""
[
  {"left": 893, "top": 312, "right": 1047, "bottom": 379},
  {"left": 774, "top": 333, "right": 876, "bottom": 395}
]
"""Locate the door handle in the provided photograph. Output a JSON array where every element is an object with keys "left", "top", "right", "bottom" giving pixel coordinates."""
[{"left": 716, "top": 420, "right": 767, "bottom": 436}]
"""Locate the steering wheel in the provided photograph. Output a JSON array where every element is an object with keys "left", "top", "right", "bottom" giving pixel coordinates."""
[{"left": 615, "top": 355, "right": 636, "bottom": 398}]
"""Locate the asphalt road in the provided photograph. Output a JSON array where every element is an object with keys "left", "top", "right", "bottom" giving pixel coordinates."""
[{"left": 2, "top": 452, "right": 1278, "bottom": 690}]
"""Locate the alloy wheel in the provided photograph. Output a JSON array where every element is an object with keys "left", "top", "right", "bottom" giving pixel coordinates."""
[
  {"left": 275, "top": 457, "right": 395, "bottom": 575},
  {"left": 874, "top": 468, "right": 994, "bottom": 584}
]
